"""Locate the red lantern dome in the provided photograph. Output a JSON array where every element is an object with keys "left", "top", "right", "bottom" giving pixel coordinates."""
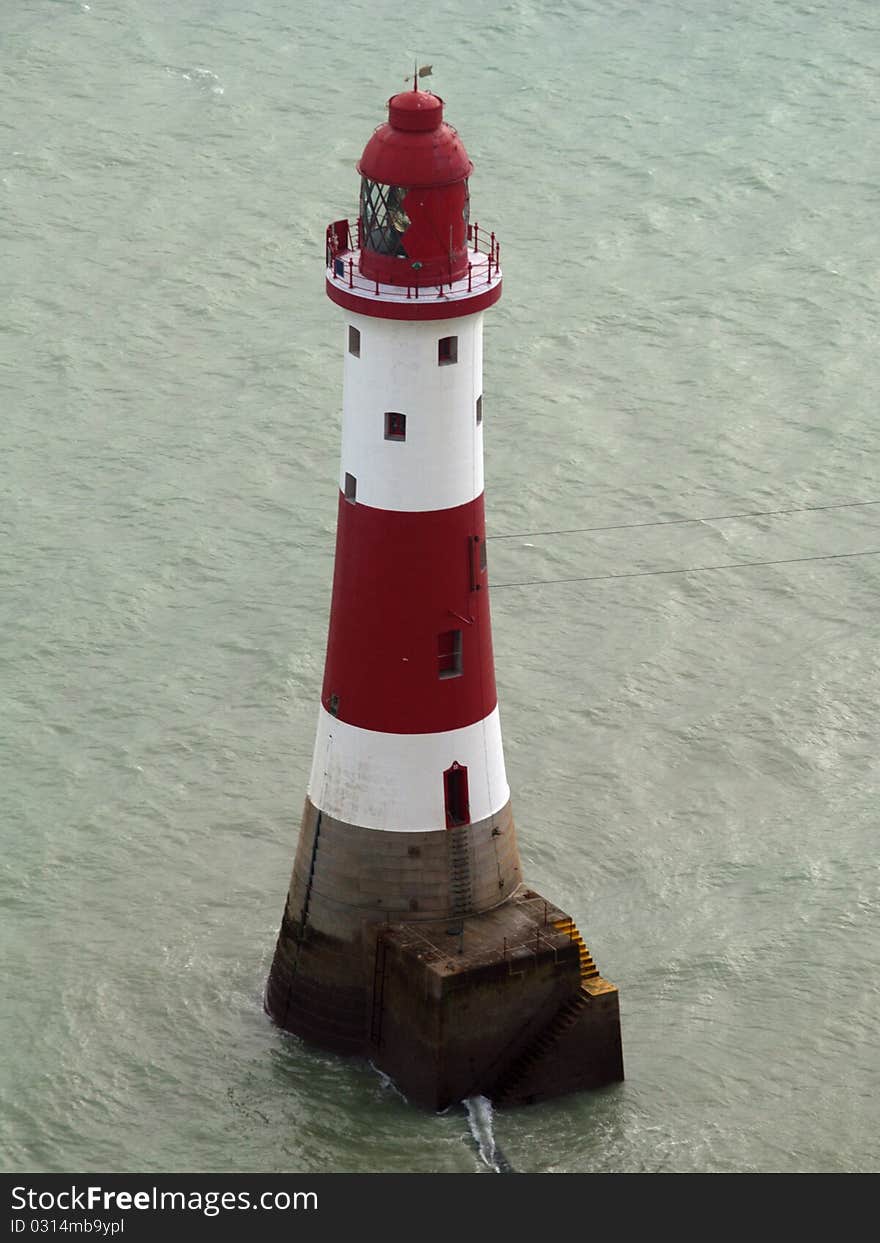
[{"left": 356, "top": 90, "right": 474, "bottom": 286}]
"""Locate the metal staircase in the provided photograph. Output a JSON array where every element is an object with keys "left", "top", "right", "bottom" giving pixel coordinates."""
[
  {"left": 491, "top": 992, "right": 588, "bottom": 1106},
  {"left": 552, "top": 916, "right": 601, "bottom": 983},
  {"left": 448, "top": 825, "right": 474, "bottom": 918},
  {"left": 491, "top": 916, "right": 614, "bottom": 1106}
]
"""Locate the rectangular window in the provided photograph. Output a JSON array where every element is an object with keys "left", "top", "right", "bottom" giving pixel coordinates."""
[
  {"left": 476, "top": 394, "right": 483, "bottom": 424},
  {"left": 348, "top": 325, "right": 360, "bottom": 357},
  {"left": 444, "top": 763, "right": 470, "bottom": 827},
  {"left": 384, "top": 411, "right": 407, "bottom": 441},
  {"left": 438, "top": 629, "right": 463, "bottom": 678},
  {"left": 344, "top": 472, "right": 357, "bottom": 503},
  {"left": 438, "top": 336, "right": 458, "bottom": 366}
]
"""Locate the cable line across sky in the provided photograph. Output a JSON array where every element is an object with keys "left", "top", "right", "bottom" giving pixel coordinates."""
[
  {"left": 486, "top": 497, "right": 880, "bottom": 543},
  {"left": 482, "top": 496, "right": 880, "bottom": 590},
  {"left": 490, "top": 547, "right": 880, "bottom": 590}
]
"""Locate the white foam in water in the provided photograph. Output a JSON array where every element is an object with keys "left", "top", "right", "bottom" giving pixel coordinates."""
[
  {"left": 165, "top": 66, "right": 225, "bottom": 95},
  {"left": 369, "top": 1062, "right": 407, "bottom": 1103},
  {"left": 464, "top": 1096, "right": 502, "bottom": 1172}
]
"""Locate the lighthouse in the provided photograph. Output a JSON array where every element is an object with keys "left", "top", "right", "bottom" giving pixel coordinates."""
[{"left": 266, "top": 86, "right": 623, "bottom": 1109}]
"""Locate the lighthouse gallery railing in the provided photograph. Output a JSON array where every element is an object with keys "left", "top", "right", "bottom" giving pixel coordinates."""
[{"left": 325, "top": 219, "right": 501, "bottom": 300}]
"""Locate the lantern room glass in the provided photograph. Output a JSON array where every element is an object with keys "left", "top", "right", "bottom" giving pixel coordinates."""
[{"left": 360, "top": 178, "right": 410, "bottom": 257}]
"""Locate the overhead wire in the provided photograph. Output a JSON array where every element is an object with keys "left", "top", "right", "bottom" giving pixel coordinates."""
[
  {"left": 491, "top": 547, "right": 880, "bottom": 590},
  {"left": 479, "top": 496, "right": 880, "bottom": 589},
  {"left": 486, "top": 498, "right": 880, "bottom": 542}
]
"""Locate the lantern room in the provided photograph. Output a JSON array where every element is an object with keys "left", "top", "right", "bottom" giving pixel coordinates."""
[{"left": 356, "top": 89, "right": 474, "bottom": 287}]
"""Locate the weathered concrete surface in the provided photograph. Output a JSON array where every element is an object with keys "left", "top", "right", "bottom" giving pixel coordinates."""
[
  {"left": 265, "top": 795, "right": 522, "bottom": 1051},
  {"left": 369, "top": 890, "right": 624, "bottom": 1110},
  {"left": 265, "top": 800, "right": 623, "bottom": 1108}
]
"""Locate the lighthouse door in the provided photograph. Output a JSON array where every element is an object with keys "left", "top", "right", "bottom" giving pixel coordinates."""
[{"left": 444, "top": 763, "right": 470, "bottom": 828}]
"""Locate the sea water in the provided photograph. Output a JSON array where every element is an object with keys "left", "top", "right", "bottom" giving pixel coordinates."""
[{"left": 2, "top": 0, "right": 878, "bottom": 1172}]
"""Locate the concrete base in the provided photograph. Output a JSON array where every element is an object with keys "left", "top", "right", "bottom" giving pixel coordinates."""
[
  {"left": 265, "top": 796, "right": 623, "bottom": 1109},
  {"left": 368, "top": 888, "right": 623, "bottom": 1110},
  {"left": 265, "top": 795, "right": 523, "bottom": 1054}
]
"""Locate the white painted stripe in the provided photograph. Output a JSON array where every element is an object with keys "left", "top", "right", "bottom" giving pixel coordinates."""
[
  {"left": 307, "top": 704, "right": 510, "bottom": 831},
  {"left": 340, "top": 311, "right": 484, "bottom": 513}
]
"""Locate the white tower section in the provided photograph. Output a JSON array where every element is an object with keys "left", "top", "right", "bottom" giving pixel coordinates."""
[{"left": 339, "top": 311, "right": 485, "bottom": 513}]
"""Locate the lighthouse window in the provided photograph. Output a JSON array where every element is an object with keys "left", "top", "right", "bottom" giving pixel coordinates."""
[
  {"left": 444, "top": 763, "right": 470, "bottom": 828},
  {"left": 344, "top": 472, "right": 357, "bottom": 503},
  {"left": 360, "top": 178, "right": 410, "bottom": 258},
  {"left": 348, "top": 326, "right": 360, "bottom": 357},
  {"left": 476, "top": 395, "right": 483, "bottom": 424},
  {"left": 438, "top": 336, "right": 458, "bottom": 366},
  {"left": 438, "top": 629, "right": 463, "bottom": 679},
  {"left": 469, "top": 536, "right": 486, "bottom": 590},
  {"left": 384, "top": 411, "right": 407, "bottom": 442}
]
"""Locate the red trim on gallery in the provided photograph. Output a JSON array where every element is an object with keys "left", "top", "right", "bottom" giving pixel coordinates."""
[
  {"left": 321, "top": 493, "right": 497, "bottom": 734},
  {"left": 325, "top": 278, "right": 502, "bottom": 321}
]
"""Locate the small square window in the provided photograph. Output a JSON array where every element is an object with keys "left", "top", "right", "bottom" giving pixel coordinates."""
[
  {"left": 348, "top": 325, "right": 360, "bottom": 357},
  {"left": 476, "top": 395, "right": 483, "bottom": 425},
  {"left": 438, "top": 336, "right": 458, "bottom": 366},
  {"left": 384, "top": 411, "right": 407, "bottom": 441},
  {"left": 344, "top": 472, "right": 357, "bottom": 503},
  {"left": 438, "top": 629, "right": 463, "bottom": 678}
]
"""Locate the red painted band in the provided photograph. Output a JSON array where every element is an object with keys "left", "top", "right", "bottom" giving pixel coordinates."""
[
  {"left": 325, "top": 277, "right": 502, "bottom": 321},
  {"left": 322, "top": 494, "right": 497, "bottom": 734},
  {"left": 358, "top": 109, "right": 472, "bottom": 186}
]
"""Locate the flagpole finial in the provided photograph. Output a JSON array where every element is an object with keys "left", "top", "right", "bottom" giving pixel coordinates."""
[{"left": 404, "top": 63, "right": 434, "bottom": 88}]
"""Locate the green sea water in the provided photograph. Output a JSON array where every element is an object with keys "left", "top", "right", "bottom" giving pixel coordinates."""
[{"left": 2, "top": 0, "right": 878, "bottom": 1172}]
